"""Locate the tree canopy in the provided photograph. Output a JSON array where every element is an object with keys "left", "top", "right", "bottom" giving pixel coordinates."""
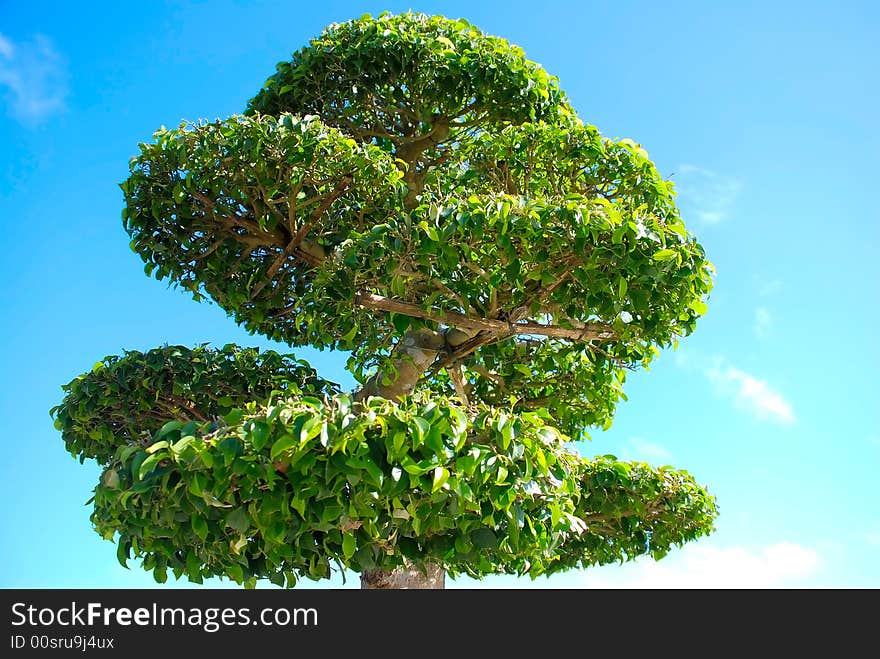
[{"left": 53, "top": 12, "right": 717, "bottom": 588}]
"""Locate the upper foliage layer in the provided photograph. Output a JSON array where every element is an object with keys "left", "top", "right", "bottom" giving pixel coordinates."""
[
  {"left": 122, "top": 113, "right": 404, "bottom": 337},
  {"left": 122, "top": 112, "right": 711, "bottom": 436},
  {"left": 247, "top": 12, "right": 565, "bottom": 158},
  {"left": 79, "top": 391, "right": 715, "bottom": 586}
]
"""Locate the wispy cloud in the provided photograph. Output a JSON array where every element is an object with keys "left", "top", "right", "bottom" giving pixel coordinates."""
[
  {"left": 574, "top": 541, "right": 820, "bottom": 589},
  {"left": 0, "top": 34, "right": 13, "bottom": 59},
  {"left": 620, "top": 437, "right": 672, "bottom": 464},
  {"left": 0, "top": 32, "right": 68, "bottom": 126},
  {"left": 675, "top": 164, "right": 742, "bottom": 224},
  {"left": 706, "top": 359, "right": 795, "bottom": 424},
  {"left": 754, "top": 307, "right": 772, "bottom": 339}
]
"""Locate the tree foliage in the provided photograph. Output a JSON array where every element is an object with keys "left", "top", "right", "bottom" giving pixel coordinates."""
[
  {"left": 57, "top": 366, "right": 714, "bottom": 585},
  {"left": 53, "top": 12, "right": 717, "bottom": 587}
]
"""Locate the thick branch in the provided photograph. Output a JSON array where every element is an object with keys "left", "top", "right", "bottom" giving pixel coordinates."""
[
  {"left": 353, "top": 292, "right": 615, "bottom": 342},
  {"left": 355, "top": 328, "right": 447, "bottom": 401},
  {"left": 354, "top": 322, "right": 480, "bottom": 403}
]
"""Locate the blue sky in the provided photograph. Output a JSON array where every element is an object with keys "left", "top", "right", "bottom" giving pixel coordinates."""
[{"left": 1, "top": 0, "right": 877, "bottom": 589}]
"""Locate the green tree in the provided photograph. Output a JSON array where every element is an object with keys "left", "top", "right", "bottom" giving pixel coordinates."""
[{"left": 52, "top": 13, "right": 717, "bottom": 589}]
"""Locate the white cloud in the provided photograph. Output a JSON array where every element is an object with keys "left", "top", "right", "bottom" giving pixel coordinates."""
[
  {"left": 0, "top": 32, "right": 68, "bottom": 125},
  {"left": 0, "top": 34, "right": 14, "bottom": 59},
  {"left": 754, "top": 307, "right": 772, "bottom": 339},
  {"left": 675, "top": 164, "right": 742, "bottom": 224},
  {"left": 705, "top": 360, "right": 795, "bottom": 424},
  {"left": 620, "top": 437, "right": 672, "bottom": 464},
  {"left": 575, "top": 541, "right": 820, "bottom": 589}
]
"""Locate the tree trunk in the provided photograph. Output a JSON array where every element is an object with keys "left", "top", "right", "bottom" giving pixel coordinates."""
[
  {"left": 353, "top": 326, "right": 476, "bottom": 589},
  {"left": 355, "top": 328, "right": 446, "bottom": 401},
  {"left": 361, "top": 562, "right": 445, "bottom": 589}
]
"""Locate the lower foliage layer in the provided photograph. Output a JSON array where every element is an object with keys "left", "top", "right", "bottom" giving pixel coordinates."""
[{"left": 53, "top": 350, "right": 716, "bottom": 587}]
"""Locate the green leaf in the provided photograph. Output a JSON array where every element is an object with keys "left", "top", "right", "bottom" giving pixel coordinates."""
[
  {"left": 146, "top": 440, "right": 169, "bottom": 454},
  {"left": 471, "top": 528, "right": 497, "bottom": 549},
  {"left": 186, "top": 551, "right": 201, "bottom": 577},
  {"left": 156, "top": 420, "right": 184, "bottom": 440},
  {"left": 400, "top": 455, "right": 431, "bottom": 475},
  {"left": 436, "top": 36, "right": 455, "bottom": 50},
  {"left": 411, "top": 417, "right": 430, "bottom": 445},
  {"left": 652, "top": 547, "right": 669, "bottom": 560},
  {"left": 116, "top": 538, "right": 131, "bottom": 568},
  {"left": 652, "top": 249, "right": 678, "bottom": 262},
  {"left": 300, "top": 416, "right": 323, "bottom": 444},
  {"left": 191, "top": 514, "right": 209, "bottom": 541},
  {"left": 391, "top": 312, "right": 411, "bottom": 334},
  {"left": 270, "top": 434, "right": 297, "bottom": 460},
  {"left": 223, "top": 409, "right": 244, "bottom": 425},
  {"left": 250, "top": 421, "right": 271, "bottom": 450},
  {"left": 342, "top": 532, "right": 356, "bottom": 559},
  {"left": 432, "top": 466, "right": 450, "bottom": 493},
  {"left": 421, "top": 221, "right": 440, "bottom": 242},
  {"left": 137, "top": 453, "right": 163, "bottom": 480},
  {"left": 171, "top": 435, "right": 195, "bottom": 455},
  {"left": 226, "top": 508, "right": 251, "bottom": 533},
  {"left": 690, "top": 299, "right": 708, "bottom": 315},
  {"left": 227, "top": 564, "right": 244, "bottom": 584}
]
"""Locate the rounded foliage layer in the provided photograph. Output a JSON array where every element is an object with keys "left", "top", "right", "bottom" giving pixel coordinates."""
[
  {"left": 52, "top": 344, "right": 338, "bottom": 464},
  {"left": 122, "top": 114, "right": 404, "bottom": 349},
  {"left": 87, "top": 393, "right": 715, "bottom": 586},
  {"left": 248, "top": 12, "right": 565, "bottom": 155}
]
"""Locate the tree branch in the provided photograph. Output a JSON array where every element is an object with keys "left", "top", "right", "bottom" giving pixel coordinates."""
[
  {"left": 353, "top": 292, "right": 615, "bottom": 342},
  {"left": 248, "top": 177, "right": 349, "bottom": 299},
  {"left": 468, "top": 364, "right": 507, "bottom": 391},
  {"left": 355, "top": 328, "right": 447, "bottom": 401},
  {"left": 447, "top": 365, "right": 470, "bottom": 406},
  {"left": 289, "top": 174, "right": 353, "bottom": 252}
]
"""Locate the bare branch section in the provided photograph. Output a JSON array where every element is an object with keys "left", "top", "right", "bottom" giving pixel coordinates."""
[
  {"left": 249, "top": 176, "right": 351, "bottom": 299},
  {"left": 289, "top": 174, "right": 353, "bottom": 251},
  {"left": 353, "top": 292, "right": 616, "bottom": 342},
  {"left": 447, "top": 365, "right": 470, "bottom": 406},
  {"left": 190, "top": 189, "right": 326, "bottom": 269}
]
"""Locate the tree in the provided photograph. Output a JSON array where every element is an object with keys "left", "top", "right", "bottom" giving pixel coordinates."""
[{"left": 52, "top": 13, "right": 717, "bottom": 589}]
